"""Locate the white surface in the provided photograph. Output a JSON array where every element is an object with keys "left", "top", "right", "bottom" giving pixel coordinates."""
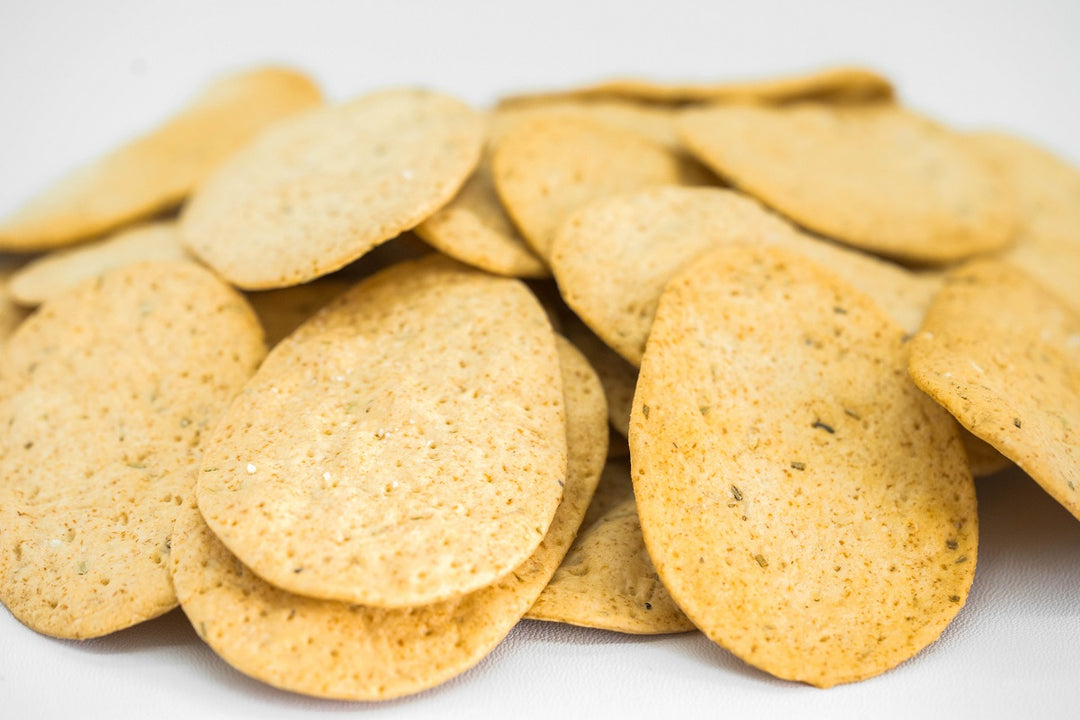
[{"left": 2, "top": 1, "right": 1079, "bottom": 718}]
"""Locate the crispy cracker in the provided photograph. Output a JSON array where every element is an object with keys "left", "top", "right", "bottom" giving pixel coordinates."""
[
  {"left": 499, "top": 66, "right": 893, "bottom": 107},
  {"left": 181, "top": 88, "right": 483, "bottom": 289},
  {"left": 552, "top": 186, "right": 942, "bottom": 366},
  {"left": 631, "top": 244, "right": 976, "bottom": 687},
  {"left": 909, "top": 260, "right": 1080, "bottom": 520},
  {"left": 527, "top": 459, "right": 693, "bottom": 634},
  {"left": 0, "top": 258, "right": 28, "bottom": 346},
  {"left": 0, "top": 67, "right": 322, "bottom": 251},
  {"left": 245, "top": 277, "right": 353, "bottom": 347},
  {"left": 491, "top": 116, "right": 707, "bottom": 261},
  {"left": 9, "top": 222, "right": 189, "bottom": 306},
  {"left": 492, "top": 100, "right": 681, "bottom": 149},
  {"left": 678, "top": 103, "right": 1016, "bottom": 263},
  {"left": 561, "top": 310, "right": 638, "bottom": 438},
  {"left": 197, "top": 256, "right": 567, "bottom": 607},
  {"left": 0, "top": 261, "right": 265, "bottom": 639},
  {"left": 172, "top": 336, "right": 606, "bottom": 700}
]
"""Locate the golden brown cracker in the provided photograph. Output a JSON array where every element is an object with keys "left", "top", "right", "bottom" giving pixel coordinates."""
[
  {"left": 8, "top": 222, "right": 189, "bottom": 306},
  {"left": 492, "top": 99, "right": 681, "bottom": 149},
  {"left": 631, "top": 244, "right": 976, "bottom": 687},
  {"left": 182, "top": 88, "right": 483, "bottom": 289},
  {"left": 244, "top": 277, "right": 352, "bottom": 347},
  {"left": 678, "top": 103, "right": 1016, "bottom": 263},
  {"left": 171, "top": 336, "right": 607, "bottom": 700},
  {"left": 0, "top": 67, "right": 322, "bottom": 251},
  {"left": 561, "top": 310, "right": 638, "bottom": 437},
  {"left": 0, "top": 261, "right": 265, "bottom": 639},
  {"left": 909, "top": 260, "right": 1080, "bottom": 520},
  {"left": 197, "top": 256, "right": 567, "bottom": 608}
]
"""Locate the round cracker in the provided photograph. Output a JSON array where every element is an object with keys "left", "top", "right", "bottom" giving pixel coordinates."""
[
  {"left": 498, "top": 65, "right": 893, "bottom": 107},
  {"left": 630, "top": 244, "right": 976, "bottom": 687},
  {"left": 244, "top": 276, "right": 353, "bottom": 347},
  {"left": 0, "top": 259, "right": 28, "bottom": 347},
  {"left": 0, "top": 261, "right": 265, "bottom": 639},
  {"left": 172, "top": 336, "right": 607, "bottom": 700},
  {"left": 491, "top": 116, "right": 705, "bottom": 260},
  {"left": 552, "top": 186, "right": 942, "bottom": 367},
  {"left": 0, "top": 67, "right": 322, "bottom": 251},
  {"left": 8, "top": 222, "right": 190, "bottom": 306},
  {"left": 561, "top": 310, "right": 638, "bottom": 438},
  {"left": 197, "top": 256, "right": 568, "bottom": 607},
  {"left": 181, "top": 88, "right": 483, "bottom": 289},
  {"left": 527, "top": 459, "right": 693, "bottom": 635},
  {"left": 491, "top": 99, "right": 681, "bottom": 149},
  {"left": 677, "top": 103, "right": 1016, "bottom": 263},
  {"left": 909, "top": 260, "right": 1080, "bottom": 520}
]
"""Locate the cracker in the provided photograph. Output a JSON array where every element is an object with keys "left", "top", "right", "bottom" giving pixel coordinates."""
[
  {"left": 552, "top": 185, "right": 942, "bottom": 366},
  {"left": 961, "top": 429, "right": 1013, "bottom": 478},
  {"left": 909, "top": 260, "right": 1080, "bottom": 520},
  {"left": 491, "top": 116, "right": 707, "bottom": 260},
  {"left": 0, "top": 261, "right": 265, "bottom": 639},
  {"left": 630, "top": 244, "right": 976, "bottom": 687},
  {"left": 0, "top": 258, "right": 28, "bottom": 347},
  {"left": 527, "top": 459, "right": 693, "bottom": 634},
  {"left": 245, "top": 277, "right": 352, "bottom": 347},
  {"left": 491, "top": 99, "right": 681, "bottom": 149},
  {"left": 172, "top": 336, "right": 607, "bottom": 700},
  {"left": 499, "top": 65, "right": 893, "bottom": 107},
  {"left": 8, "top": 222, "right": 189, "bottom": 306},
  {"left": 0, "top": 67, "right": 322, "bottom": 251},
  {"left": 197, "top": 256, "right": 568, "bottom": 607},
  {"left": 678, "top": 103, "right": 1016, "bottom": 263},
  {"left": 181, "top": 88, "right": 483, "bottom": 289},
  {"left": 561, "top": 310, "right": 637, "bottom": 438}
]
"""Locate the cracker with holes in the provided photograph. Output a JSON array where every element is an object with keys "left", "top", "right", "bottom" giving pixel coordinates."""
[
  {"left": 0, "top": 67, "right": 322, "bottom": 251},
  {"left": 630, "top": 244, "right": 976, "bottom": 687},
  {"left": 196, "top": 256, "right": 568, "bottom": 607},
  {"left": 182, "top": 88, "right": 483, "bottom": 289},
  {"left": 678, "top": 103, "right": 1016, "bottom": 263},
  {"left": 527, "top": 458, "right": 693, "bottom": 634},
  {"left": 172, "top": 336, "right": 606, "bottom": 700},
  {"left": 909, "top": 260, "right": 1080, "bottom": 520},
  {"left": 0, "top": 261, "right": 265, "bottom": 638},
  {"left": 552, "top": 186, "right": 942, "bottom": 367},
  {"left": 9, "top": 222, "right": 190, "bottom": 306}
]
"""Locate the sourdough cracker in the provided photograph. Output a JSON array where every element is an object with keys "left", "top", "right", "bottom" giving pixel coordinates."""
[
  {"left": 631, "top": 244, "right": 976, "bottom": 687},
  {"left": 172, "top": 336, "right": 607, "bottom": 700},
  {"left": 181, "top": 88, "right": 483, "bottom": 289},
  {"left": 0, "top": 261, "right": 265, "bottom": 638},
  {"left": 0, "top": 67, "right": 322, "bottom": 251},
  {"left": 197, "top": 256, "right": 567, "bottom": 607},
  {"left": 678, "top": 103, "right": 1016, "bottom": 263},
  {"left": 909, "top": 260, "right": 1080, "bottom": 520}
]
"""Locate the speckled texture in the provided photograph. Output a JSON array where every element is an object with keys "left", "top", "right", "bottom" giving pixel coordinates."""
[
  {"left": 197, "top": 256, "right": 567, "bottom": 607},
  {"left": 0, "top": 67, "right": 322, "bottom": 251},
  {"left": 414, "top": 147, "right": 548, "bottom": 278},
  {"left": 972, "top": 132, "right": 1080, "bottom": 315},
  {"left": 562, "top": 311, "right": 638, "bottom": 438},
  {"left": 172, "top": 336, "right": 607, "bottom": 700},
  {"left": 0, "top": 261, "right": 266, "bottom": 639},
  {"left": 630, "top": 244, "right": 976, "bottom": 687},
  {"left": 244, "top": 277, "right": 352, "bottom": 347},
  {"left": 909, "top": 260, "right": 1080, "bottom": 521},
  {"left": 491, "top": 116, "right": 706, "bottom": 260},
  {"left": 498, "top": 66, "right": 893, "bottom": 107},
  {"left": 677, "top": 104, "right": 1016, "bottom": 263},
  {"left": 528, "top": 459, "right": 693, "bottom": 634},
  {"left": 181, "top": 88, "right": 483, "bottom": 289},
  {"left": 552, "top": 186, "right": 942, "bottom": 366},
  {"left": 9, "top": 222, "right": 190, "bottom": 306}
]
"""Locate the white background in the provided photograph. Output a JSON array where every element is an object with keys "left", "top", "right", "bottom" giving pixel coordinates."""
[{"left": 1, "top": 1, "right": 1079, "bottom": 718}]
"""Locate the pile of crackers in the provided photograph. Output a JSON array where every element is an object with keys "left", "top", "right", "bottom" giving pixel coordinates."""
[{"left": 0, "top": 65, "right": 1076, "bottom": 697}]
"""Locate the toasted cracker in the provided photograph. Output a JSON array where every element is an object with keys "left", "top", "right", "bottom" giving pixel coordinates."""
[
  {"left": 181, "top": 88, "right": 483, "bottom": 289},
  {"left": 561, "top": 310, "right": 638, "bottom": 438},
  {"left": 491, "top": 116, "right": 707, "bottom": 261},
  {"left": 0, "top": 261, "right": 265, "bottom": 639},
  {"left": 0, "top": 258, "right": 28, "bottom": 346},
  {"left": 492, "top": 100, "right": 681, "bottom": 149},
  {"left": 552, "top": 186, "right": 942, "bottom": 366},
  {"left": 678, "top": 103, "right": 1016, "bottom": 263},
  {"left": 172, "top": 336, "right": 606, "bottom": 700},
  {"left": 527, "top": 459, "right": 693, "bottom": 634},
  {"left": 630, "top": 244, "right": 976, "bottom": 687},
  {"left": 0, "top": 67, "right": 322, "bottom": 252},
  {"left": 909, "top": 260, "right": 1080, "bottom": 520},
  {"left": 8, "top": 222, "right": 189, "bottom": 306},
  {"left": 499, "top": 65, "right": 893, "bottom": 107},
  {"left": 197, "top": 256, "right": 567, "bottom": 608},
  {"left": 245, "top": 277, "right": 353, "bottom": 347},
  {"left": 961, "top": 429, "right": 1013, "bottom": 478}
]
